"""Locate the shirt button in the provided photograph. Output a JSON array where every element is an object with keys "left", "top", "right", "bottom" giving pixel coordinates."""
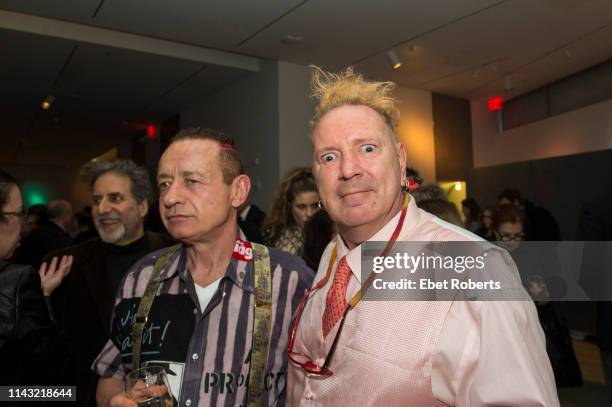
[
  {"left": 185, "top": 399, "right": 192, "bottom": 406},
  {"left": 192, "top": 353, "right": 199, "bottom": 360},
  {"left": 193, "top": 308, "right": 197, "bottom": 315},
  {"left": 239, "top": 271, "right": 245, "bottom": 279},
  {"left": 305, "top": 391, "right": 314, "bottom": 400}
]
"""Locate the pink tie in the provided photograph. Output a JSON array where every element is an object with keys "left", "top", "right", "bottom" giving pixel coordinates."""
[{"left": 322, "top": 256, "right": 352, "bottom": 338}]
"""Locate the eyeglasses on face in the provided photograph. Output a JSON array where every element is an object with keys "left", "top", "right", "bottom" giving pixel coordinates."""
[{"left": 499, "top": 232, "right": 525, "bottom": 241}]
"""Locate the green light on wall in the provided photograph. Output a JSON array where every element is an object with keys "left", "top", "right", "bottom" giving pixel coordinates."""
[{"left": 22, "top": 183, "right": 49, "bottom": 207}]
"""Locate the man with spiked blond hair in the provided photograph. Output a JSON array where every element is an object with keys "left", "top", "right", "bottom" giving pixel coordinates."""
[{"left": 287, "top": 67, "right": 559, "bottom": 406}]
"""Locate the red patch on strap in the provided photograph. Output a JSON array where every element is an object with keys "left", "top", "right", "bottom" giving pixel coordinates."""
[{"left": 233, "top": 239, "right": 254, "bottom": 262}]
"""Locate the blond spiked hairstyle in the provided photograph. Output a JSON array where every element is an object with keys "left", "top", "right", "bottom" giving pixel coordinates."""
[{"left": 309, "top": 65, "right": 400, "bottom": 132}]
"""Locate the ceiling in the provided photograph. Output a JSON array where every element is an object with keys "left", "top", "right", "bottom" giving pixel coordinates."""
[{"left": 1, "top": 0, "right": 611, "bottom": 164}]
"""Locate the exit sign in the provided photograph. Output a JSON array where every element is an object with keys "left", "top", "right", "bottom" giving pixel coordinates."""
[{"left": 488, "top": 96, "right": 504, "bottom": 112}]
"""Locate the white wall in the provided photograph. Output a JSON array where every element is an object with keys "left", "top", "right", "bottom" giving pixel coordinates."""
[
  {"left": 395, "top": 85, "right": 436, "bottom": 183},
  {"left": 278, "top": 61, "right": 315, "bottom": 178},
  {"left": 181, "top": 61, "right": 315, "bottom": 209},
  {"left": 181, "top": 60, "right": 280, "bottom": 208},
  {"left": 472, "top": 97, "right": 612, "bottom": 168}
]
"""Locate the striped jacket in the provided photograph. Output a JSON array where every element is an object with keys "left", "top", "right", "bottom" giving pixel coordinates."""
[{"left": 94, "top": 238, "right": 314, "bottom": 407}]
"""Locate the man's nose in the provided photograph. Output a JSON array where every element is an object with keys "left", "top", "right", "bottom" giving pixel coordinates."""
[
  {"left": 98, "top": 199, "right": 111, "bottom": 214},
  {"left": 339, "top": 150, "right": 362, "bottom": 180},
  {"left": 162, "top": 182, "right": 182, "bottom": 208}
]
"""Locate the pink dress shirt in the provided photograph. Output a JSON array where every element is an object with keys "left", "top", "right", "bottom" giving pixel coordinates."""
[{"left": 287, "top": 196, "right": 559, "bottom": 406}]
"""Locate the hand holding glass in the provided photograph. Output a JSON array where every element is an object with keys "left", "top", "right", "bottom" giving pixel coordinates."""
[{"left": 126, "top": 366, "right": 174, "bottom": 407}]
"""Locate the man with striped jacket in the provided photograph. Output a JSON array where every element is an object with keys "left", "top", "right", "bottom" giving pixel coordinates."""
[{"left": 94, "top": 128, "right": 313, "bottom": 407}]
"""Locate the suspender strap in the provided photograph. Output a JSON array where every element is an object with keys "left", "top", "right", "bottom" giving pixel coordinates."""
[
  {"left": 247, "top": 243, "right": 272, "bottom": 407},
  {"left": 131, "top": 244, "right": 181, "bottom": 370}
]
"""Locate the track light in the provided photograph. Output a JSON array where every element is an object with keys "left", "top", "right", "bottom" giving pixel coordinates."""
[
  {"left": 41, "top": 95, "right": 55, "bottom": 110},
  {"left": 504, "top": 75, "right": 513, "bottom": 91},
  {"left": 386, "top": 49, "right": 402, "bottom": 70}
]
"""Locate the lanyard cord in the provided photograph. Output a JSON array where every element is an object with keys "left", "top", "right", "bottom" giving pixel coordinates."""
[{"left": 317, "top": 193, "right": 409, "bottom": 308}]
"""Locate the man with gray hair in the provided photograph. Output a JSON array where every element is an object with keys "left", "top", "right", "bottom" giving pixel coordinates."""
[
  {"left": 17, "top": 199, "right": 74, "bottom": 267},
  {"left": 43, "top": 159, "right": 174, "bottom": 407}
]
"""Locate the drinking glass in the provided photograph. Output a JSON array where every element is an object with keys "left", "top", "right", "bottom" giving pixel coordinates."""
[{"left": 126, "top": 366, "right": 174, "bottom": 407}]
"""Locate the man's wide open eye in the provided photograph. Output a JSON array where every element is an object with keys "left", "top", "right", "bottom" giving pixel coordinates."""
[
  {"left": 321, "top": 152, "right": 337, "bottom": 163},
  {"left": 361, "top": 144, "right": 376, "bottom": 153}
]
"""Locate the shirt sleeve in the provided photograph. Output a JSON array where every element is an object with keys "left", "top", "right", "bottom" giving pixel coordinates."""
[
  {"left": 91, "top": 266, "right": 140, "bottom": 380},
  {"left": 431, "top": 251, "right": 560, "bottom": 406},
  {"left": 92, "top": 336, "right": 128, "bottom": 380}
]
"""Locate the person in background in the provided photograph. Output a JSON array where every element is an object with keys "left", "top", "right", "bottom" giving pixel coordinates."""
[
  {"left": 0, "top": 169, "right": 72, "bottom": 389},
  {"left": 21, "top": 203, "right": 47, "bottom": 237},
  {"left": 577, "top": 190, "right": 612, "bottom": 404},
  {"left": 412, "top": 184, "right": 463, "bottom": 227},
  {"left": 494, "top": 203, "right": 582, "bottom": 388},
  {"left": 477, "top": 206, "right": 496, "bottom": 241},
  {"left": 17, "top": 199, "right": 74, "bottom": 268},
  {"left": 263, "top": 167, "right": 320, "bottom": 256},
  {"left": 411, "top": 183, "right": 448, "bottom": 203},
  {"left": 41, "top": 159, "right": 175, "bottom": 407},
  {"left": 239, "top": 199, "right": 266, "bottom": 231},
  {"left": 461, "top": 197, "right": 481, "bottom": 233},
  {"left": 418, "top": 199, "right": 463, "bottom": 227},
  {"left": 494, "top": 203, "right": 526, "bottom": 245},
  {"left": 237, "top": 200, "right": 265, "bottom": 243},
  {"left": 498, "top": 188, "right": 561, "bottom": 241},
  {"left": 74, "top": 210, "right": 98, "bottom": 243},
  {"left": 302, "top": 209, "right": 336, "bottom": 271}
]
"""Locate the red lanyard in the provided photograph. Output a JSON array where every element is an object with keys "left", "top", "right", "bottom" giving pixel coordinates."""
[{"left": 315, "top": 193, "right": 409, "bottom": 308}]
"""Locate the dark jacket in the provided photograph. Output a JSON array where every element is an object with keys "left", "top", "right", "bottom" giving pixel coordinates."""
[
  {"left": 242, "top": 204, "right": 266, "bottom": 231},
  {"left": 523, "top": 201, "right": 561, "bottom": 241},
  {"left": 0, "top": 261, "right": 70, "bottom": 386},
  {"left": 577, "top": 192, "right": 612, "bottom": 351},
  {"left": 17, "top": 219, "right": 74, "bottom": 268},
  {"left": 45, "top": 231, "right": 175, "bottom": 406}
]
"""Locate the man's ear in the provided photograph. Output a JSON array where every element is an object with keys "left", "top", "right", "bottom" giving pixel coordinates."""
[
  {"left": 397, "top": 142, "right": 407, "bottom": 183},
  {"left": 138, "top": 199, "right": 149, "bottom": 219},
  {"left": 231, "top": 175, "right": 251, "bottom": 209}
]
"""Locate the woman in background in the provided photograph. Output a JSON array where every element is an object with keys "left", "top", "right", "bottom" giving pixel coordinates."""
[
  {"left": 461, "top": 197, "right": 482, "bottom": 233},
  {"left": 0, "top": 169, "right": 72, "bottom": 386},
  {"left": 263, "top": 168, "right": 319, "bottom": 256},
  {"left": 477, "top": 206, "right": 496, "bottom": 240}
]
